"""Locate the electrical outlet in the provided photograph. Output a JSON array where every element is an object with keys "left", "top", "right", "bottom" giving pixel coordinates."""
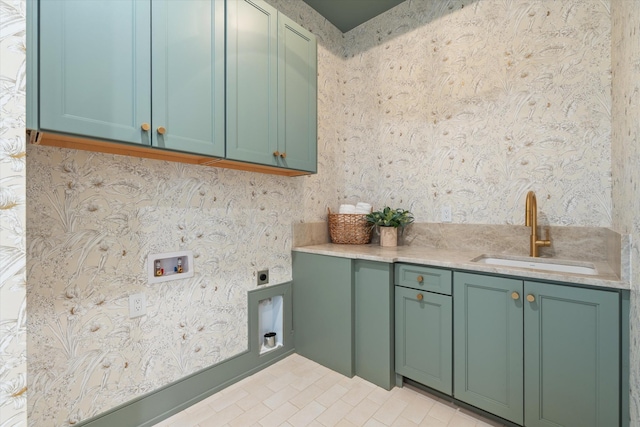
[
  {"left": 257, "top": 269, "right": 269, "bottom": 286},
  {"left": 129, "top": 293, "right": 146, "bottom": 318},
  {"left": 441, "top": 205, "right": 452, "bottom": 223}
]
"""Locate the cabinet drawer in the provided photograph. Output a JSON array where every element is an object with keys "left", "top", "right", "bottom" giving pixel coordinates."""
[{"left": 395, "top": 264, "right": 452, "bottom": 295}]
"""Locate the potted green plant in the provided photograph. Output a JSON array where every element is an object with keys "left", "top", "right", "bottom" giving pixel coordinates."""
[{"left": 365, "top": 207, "right": 414, "bottom": 247}]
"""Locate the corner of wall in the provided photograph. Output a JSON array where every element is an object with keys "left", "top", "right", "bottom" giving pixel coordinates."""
[{"left": 0, "top": 0, "right": 27, "bottom": 425}]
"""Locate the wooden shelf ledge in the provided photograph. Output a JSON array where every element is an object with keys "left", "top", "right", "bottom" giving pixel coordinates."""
[{"left": 28, "top": 130, "right": 311, "bottom": 177}]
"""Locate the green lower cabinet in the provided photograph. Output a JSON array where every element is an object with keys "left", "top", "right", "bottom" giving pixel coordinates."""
[
  {"left": 523, "top": 281, "right": 619, "bottom": 427},
  {"left": 292, "top": 253, "right": 395, "bottom": 388},
  {"left": 454, "top": 272, "right": 621, "bottom": 427},
  {"left": 453, "top": 272, "right": 524, "bottom": 425},
  {"left": 395, "top": 286, "right": 452, "bottom": 394},
  {"left": 292, "top": 252, "right": 354, "bottom": 377},
  {"left": 354, "top": 261, "right": 395, "bottom": 390}
]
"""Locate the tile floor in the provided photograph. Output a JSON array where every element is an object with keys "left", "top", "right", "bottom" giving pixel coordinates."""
[{"left": 154, "top": 354, "right": 505, "bottom": 427}]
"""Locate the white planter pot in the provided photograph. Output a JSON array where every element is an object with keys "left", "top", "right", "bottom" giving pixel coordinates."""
[{"left": 379, "top": 227, "right": 398, "bottom": 247}]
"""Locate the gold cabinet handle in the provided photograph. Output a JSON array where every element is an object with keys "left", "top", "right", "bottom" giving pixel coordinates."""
[
  {"left": 273, "top": 151, "right": 280, "bottom": 157},
  {"left": 280, "top": 152, "right": 287, "bottom": 159},
  {"left": 416, "top": 293, "right": 423, "bottom": 301},
  {"left": 416, "top": 275, "right": 424, "bottom": 283},
  {"left": 157, "top": 126, "right": 166, "bottom": 135},
  {"left": 141, "top": 123, "right": 150, "bottom": 131},
  {"left": 526, "top": 294, "right": 536, "bottom": 303},
  {"left": 511, "top": 291, "right": 520, "bottom": 300}
]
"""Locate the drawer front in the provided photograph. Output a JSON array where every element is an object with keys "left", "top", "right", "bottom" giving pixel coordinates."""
[{"left": 395, "top": 264, "right": 452, "bottom": 295}]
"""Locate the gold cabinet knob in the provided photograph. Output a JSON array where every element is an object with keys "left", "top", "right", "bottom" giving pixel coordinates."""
[
  {"left": 416, "top": 293, "right": 423, "bottom": 301},
  {"left": 416, "top": 275, "right": 424, "bottom": 283},
  {"left": 526, "top": 294, "right": 536, "bottom": 303},
  {"left": 141, "top": 123, "right": 150, "bottom": 131},
  {"left": 280, "top": 152, "right": 287, "bottom": 159},
  {"left": 511, "top": 291, "right": 520, "bottom": 300},
  {"left": 157, "top": 126, "right": 166, "bottom": 135},
  {"left": 273, "top": 151, "right": 280, "bottom": 157}
]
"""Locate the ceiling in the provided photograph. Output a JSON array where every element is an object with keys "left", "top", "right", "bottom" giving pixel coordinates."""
[{"left": 301, "top": 0, "right": 407, "bottom": 33}]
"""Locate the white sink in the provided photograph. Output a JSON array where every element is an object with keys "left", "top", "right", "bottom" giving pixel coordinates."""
[{"left": 471, "top": 255, "right": 598, "bottom": 276}]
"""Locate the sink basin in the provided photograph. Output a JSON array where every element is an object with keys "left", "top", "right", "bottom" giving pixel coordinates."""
[{"left": 471, "top": 255, "right": 598, "bottom": 276}]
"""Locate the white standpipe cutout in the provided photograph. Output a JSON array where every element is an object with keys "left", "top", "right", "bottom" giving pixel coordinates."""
[{"left": 258, "top": 295, "right": 284, "bottom": 354}]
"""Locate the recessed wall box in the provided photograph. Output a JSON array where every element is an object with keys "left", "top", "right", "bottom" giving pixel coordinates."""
[
  {"left": 258, "top": 295, "right": 283, "bottom": 354},
  {"left": 147, "top": 250, "right": 194, "bottom": 284}
]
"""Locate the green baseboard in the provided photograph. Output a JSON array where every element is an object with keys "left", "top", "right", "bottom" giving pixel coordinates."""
[{"left": 78, "top": 282, "right": 294, "bottom": 427}]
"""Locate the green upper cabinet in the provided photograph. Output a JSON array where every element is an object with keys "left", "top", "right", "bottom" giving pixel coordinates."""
[
  {"left": 39, "top": 0, "right": 151, "bottom": 145},
  {"left": 277, "top": 13, "right": 318, "bottom": 172},
  {"left": 151, "top": 0, "right": 225, "bottom": 156},
  {"left": 226, "top": 0, "right": 278, "bottom": 166},
  {"left": 227, "top": 0, "right": 317, "bottom": 173},
  {"left": 38, "top": 0, "right": 224, "bottom": 157},
  {"left": 35, "top": 0, "right": 314, "bottom": 172}
]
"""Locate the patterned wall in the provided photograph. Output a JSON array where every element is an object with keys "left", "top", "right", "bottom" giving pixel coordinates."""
[
  {"left": 3, "top": 0, "right": 637, "bottom": 425},
  {"left": 25, "top": 148, "right": 297, "bottom": 425},
  {"left": 24, "top": 1, "right": 344, "bottom": 425},
  {"left": 0, "top": 0, "right": 27, "bottom": 425},
  {"left": 611, "top": 1, "right": 640, "bottom": 425},
  {"left": 340, "top": 0, "right": 612, "bottom": 227}
]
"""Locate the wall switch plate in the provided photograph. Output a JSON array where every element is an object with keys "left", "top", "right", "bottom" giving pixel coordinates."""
[
  {"left": 441, "top": 205, "right": 452, "bottom": 223},
  {"left": 257, "top": 270, "right": 269, "bottom": 286},
  {"left": 129, "top": 293, "right": 146, "bottom": 318}
]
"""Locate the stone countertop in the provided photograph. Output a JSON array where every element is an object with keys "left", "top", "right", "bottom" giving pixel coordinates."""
[{"left": 292, "top": 244, "right": 629, "bottom": 291}]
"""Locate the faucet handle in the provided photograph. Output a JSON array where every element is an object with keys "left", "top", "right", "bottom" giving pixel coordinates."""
[{"left": 538, "top": 227, "right": 551, "bottom": 248}]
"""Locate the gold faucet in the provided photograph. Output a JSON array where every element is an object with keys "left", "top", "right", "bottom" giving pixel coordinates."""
[{"left": 525, "top": 191, "right": 551, "bottom": 257}]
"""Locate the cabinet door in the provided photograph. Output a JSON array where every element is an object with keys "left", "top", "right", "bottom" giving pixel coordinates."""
[
  {"left": 277, "top": 14, "right": 317, "bottom": 172},
  {"left": 354, "top": 261, "right": 394, "bottom": 390},
  {"left": 454, "top": 272, "right": 524, "bottom": 425},
  {"left": 395, "top": 286, "right": 452, "bottom": 394},
  {"left": 226, "top": 0, "right": 278, "bottom": 166},
  {"left": 292, "top": 252, "right": 354, "bottom": 377},
  {"left": 151, "top": 0, "right": 224, "bottom": 157},
  {"left": 524, "top": 282, "right": 620, "bottom": 427},
  {"left": 39, "top": 0, "right": 151, "bottom": 144}
]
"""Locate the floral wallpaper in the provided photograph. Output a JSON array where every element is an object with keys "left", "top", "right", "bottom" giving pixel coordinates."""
[
  {"left": 26, "top": 148, "right": 300, "bottom": 425},
  {"left": 612, "top": 1, "right": 640, "bottom": 425},
  {"left": 2, "top": 0, "right": 639, "bottom": 425},
  {"left": 340, "top": 0, "right": 612, "bottom": 227},
  {"left": 0, "top": 0, "right": 27, "bottom": 425}
]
